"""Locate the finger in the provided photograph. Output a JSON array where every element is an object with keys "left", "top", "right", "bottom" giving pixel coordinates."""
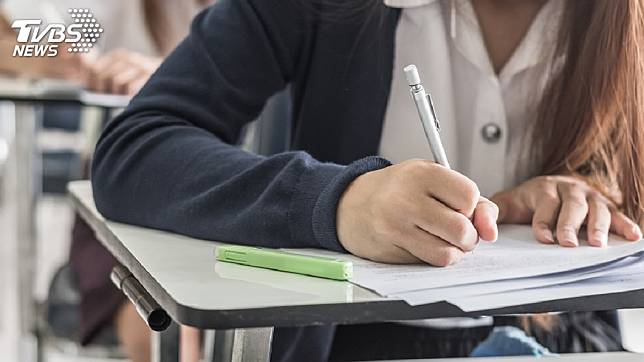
[
  {"left": 556, "top": 183, "right": 589, "bottom": 247},
  {"left": 412, "top": 162, "right": 480, "bottom": 217},
  {"left": 531, "top": 191, "right": 560, "bottom": 244},
  {"left": 112, "top": 67, "right": 143, "bottom": 95},
  {"left": 610, "top": 210, "right": 643, "bottom": 241},
  {"left": 473, "top": 197, "right": 499, "bottom": 242},
  {"left": 89, "top": 52, "right": 129, "bottom": 93},
  {"left": 102, "top": 58, "right": 133, "bottom": 80},
  {"left": 87, "top": 65, "right": 101, "bottom": 92},
  {"left": 412, "top": 197, "right": 479, "bottom": 252},
  {"left": 125, "top": 74, "right": 149, "bottom": 96},
  {"left": 586, "top": 194, "right": 611, "bottom": 247},
  {"left": 98, "top": 59, "right": 132, "bottom": 94},
  {"left": 379, "top": 244, "right": 422, "bottom": 264},
  {"left": 90, "top": 53, "right": 117, "bottom": 74},
  {"left": 89, "top": 64, "right": 113, "bottom": 93},
  {"left": 400, "top": 227, "right": 465, "bottom": 267},
  {"left": 88, "top": 52, "right": 120, "bottom": 91}
]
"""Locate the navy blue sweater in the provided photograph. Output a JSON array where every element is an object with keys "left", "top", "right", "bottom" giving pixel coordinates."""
[{"left": 92, "top": 0, "right": 400, "bottom": 252}]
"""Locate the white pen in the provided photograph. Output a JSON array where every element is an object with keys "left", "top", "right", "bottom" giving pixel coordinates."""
[{"left": 404, "top": 64, "right": 450, "bottom": 169}]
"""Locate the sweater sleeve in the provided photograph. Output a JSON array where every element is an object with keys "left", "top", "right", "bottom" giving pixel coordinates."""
[{"left": 91, "top": 0, "right": 390, "bottom": 251}]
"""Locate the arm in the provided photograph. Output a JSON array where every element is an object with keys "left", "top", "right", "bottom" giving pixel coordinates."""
[
  {"left": 0, "top": 10, "right": 12, "bottom": 32},
  {"left": 0, "top": 9, "right": 88, "bottom": 80},
  {"left": 86, "top": 49, "right": 162, "bottom": 95},
  {"left": 93, "top": 0, "right": 499, "bottom": 264},
  {"left": 0, "top": 10, "right": 25, "bottom": 75},
  {"left": 91, "top": 0, "right": 388, "bottom": 251}
]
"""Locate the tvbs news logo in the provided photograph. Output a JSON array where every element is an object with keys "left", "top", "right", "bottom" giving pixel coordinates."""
[{"left": 11, "top": 8, "right": 103, "bottom": 57}]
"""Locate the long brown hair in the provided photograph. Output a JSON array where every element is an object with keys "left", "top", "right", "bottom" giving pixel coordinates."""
[
  {"left": 523, "top": 0, "right": 644, "bottom": 333},
  {"left": 533, "top": 0, "right": 644, "bottom": 222},
  {"left": 299, "top": 0, "right": 644, "bottom": 223}
]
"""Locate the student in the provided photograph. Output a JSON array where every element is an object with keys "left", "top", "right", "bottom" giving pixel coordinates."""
[
  {"left": 58, "top": 2, "right": 211, "bottom": 362},
  {"left": 0, "top": 0, "right": 177, "bottom": 93},
  {"left": 91, "top": 0, "right": 644, "bottom": 360},
  {"left": 1, "top": 1, "right": 208, "bottom": 361},
  {"left": 0, "top": 8, "right": 86, "bottom": 82}
]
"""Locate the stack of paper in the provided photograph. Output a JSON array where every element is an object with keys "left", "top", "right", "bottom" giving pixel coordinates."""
[{"left": 293, "top": 225, "right": 644, "bottom": 311}]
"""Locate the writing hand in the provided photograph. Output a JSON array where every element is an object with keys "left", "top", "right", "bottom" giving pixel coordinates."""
[{"left": 337, "top": 160, "right": 498, "bottom": 266}]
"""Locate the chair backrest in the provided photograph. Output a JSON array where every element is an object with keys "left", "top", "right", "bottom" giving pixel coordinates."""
[{"left": 241, "top": 89, "right": 292, "bottom": 156}]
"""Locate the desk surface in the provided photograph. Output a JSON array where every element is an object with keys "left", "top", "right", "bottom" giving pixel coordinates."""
[
  {"left": 68, "top": 180, "right": 644, "bottom": 329},
  {"left": 0, "top": 76, "right": 129, "bottom": 108},
  {"left": 393, "top": 352, "right": 644, "bottom": 362}
]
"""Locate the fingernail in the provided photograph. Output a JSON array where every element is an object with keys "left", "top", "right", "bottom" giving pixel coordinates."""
[
  {"left": 561, "top": 231, "right": 578, "bottom": 246},
  {"left": 542, "top": 229, "right": 555, "bottom": 244},
  {"left": 593, "top": 231, "right": 607, "bottom": 247},
  {"left": 632, "top": 225, "right": 642, "bottom": 240}
]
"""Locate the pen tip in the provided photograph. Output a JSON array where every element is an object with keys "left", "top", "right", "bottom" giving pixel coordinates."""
[{"left": 403, "top": 64, "right": 421, "bottom": 86}]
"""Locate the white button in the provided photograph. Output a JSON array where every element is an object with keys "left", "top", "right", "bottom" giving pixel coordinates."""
[{"left": 481, "top": 123, "right": 502, "bottom": 143}]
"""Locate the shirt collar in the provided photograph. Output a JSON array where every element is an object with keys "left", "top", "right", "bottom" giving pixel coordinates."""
[
  {"left": 385, "top": 0, "right": 562, "bottom": 78},
  {"left": 455, "top": 0, "right": 562, "bottom": 79},
  {"left": 383, "top": 0, "right": 438, "bottom": 8}
]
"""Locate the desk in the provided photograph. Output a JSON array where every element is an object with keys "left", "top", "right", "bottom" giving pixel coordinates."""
[
  {"left": 67, "top": 180, "right": 644, "bottom": 361},
  {"left": 393, "top": 352, "right": 644, "bottom": 361},
  {"left": 0, "top": 77, "right": 129, "bottom": 362},
  {"left": 0, "top": 77, "right": 130, "bottom": 108}
]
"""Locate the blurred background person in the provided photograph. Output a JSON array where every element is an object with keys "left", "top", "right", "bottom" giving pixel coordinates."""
[{"left": 0, "top": 1, "right": 210, "bottom": 361}]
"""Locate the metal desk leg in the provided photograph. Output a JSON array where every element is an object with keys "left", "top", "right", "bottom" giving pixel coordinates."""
[
  {"left": 203, "top": 329, "right": 216, "bottom": 362},
  {"left": 212, "top": 330, "right": 234, "bottom": 362},
  {"left": 152, "top": 321, "right": 180, "bottom": 362},
  {"left": 213, "top": 328, "right": 273, "bottom": 362},
  {"left": 6, "top": 103, "right": 40, "bottom": 362},
  {"left": 230, "top": 328, "right": 274, "bottom": 362}
]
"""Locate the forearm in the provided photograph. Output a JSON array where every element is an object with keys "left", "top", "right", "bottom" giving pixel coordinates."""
[
  {"left": 0, "top": 37, "right": 20, "bottom": 75},
  {"left": 0, "top": 10, "right": 12, "bottom": 32},
  {"left": 92, "top": 111, "right": 390, "bottom": 250},
  {"left": 0, "top": 12, "right": 35, "bottom": 76},
  {"left": 91, "top": 0, "right": 395, "bottom": 250}
]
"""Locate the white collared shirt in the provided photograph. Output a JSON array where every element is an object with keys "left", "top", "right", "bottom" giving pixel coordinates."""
[
  {"left": 380, "top": 0, "right": 562, "bottom": 197},
  {"left": 381, "top": 0, "right": 562, "bottom": 329}
]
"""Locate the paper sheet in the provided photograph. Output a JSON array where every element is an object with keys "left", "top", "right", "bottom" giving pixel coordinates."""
[
  {"left": 449, "top": 257, "right": 644, "bottom": 312},
  {"left": 392, "top": 254, "right": 644, "bottom": 306},
  {"left": 346, "top": 225, "right": 644, "bottom": 295},
  {"left": 284, "top": 225, "right": 644, "bottom": 310}
]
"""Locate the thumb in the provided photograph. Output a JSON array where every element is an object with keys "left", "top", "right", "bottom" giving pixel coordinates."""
[{"left": 473, "top": 197, "right": 499, "bottom": 242}]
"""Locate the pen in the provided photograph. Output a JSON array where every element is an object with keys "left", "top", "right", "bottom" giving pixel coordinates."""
[{"left": 404, "top": 64, "right": 450, "bottom": 169}]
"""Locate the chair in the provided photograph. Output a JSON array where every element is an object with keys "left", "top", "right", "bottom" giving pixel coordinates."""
[
  {"left": 241, "top": 88, "right": 292, "bottom": 156},
  {"left": 40, "top": 104, "right": 125, "bottom": 361}
]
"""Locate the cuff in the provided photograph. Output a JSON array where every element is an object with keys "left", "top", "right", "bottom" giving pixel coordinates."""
[{"left": 312, "top": 156, "right": 391, "bottom": 251}]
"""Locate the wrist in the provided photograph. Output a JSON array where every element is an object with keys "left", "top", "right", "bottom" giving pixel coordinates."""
[{"left": 312, "top": 156, "right": 391, "bottom": 252}]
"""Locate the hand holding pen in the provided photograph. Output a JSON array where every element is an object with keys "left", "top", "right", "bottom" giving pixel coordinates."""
[{"left": 334, "top": 66, "right": 498, "bottom": 267}]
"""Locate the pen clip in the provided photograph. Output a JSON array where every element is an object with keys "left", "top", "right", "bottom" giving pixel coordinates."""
[{"left": 426, "top": 94, "right": 440, "bottom": 131}]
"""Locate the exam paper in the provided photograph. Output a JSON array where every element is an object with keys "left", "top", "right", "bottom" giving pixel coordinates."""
[
  {"left": 449, "top": 256, "right": 644, "bottom": 312},
  {"left": 392, "top": 254, "right": 644, "bottom": 306},
  {"left": 287, "top": 225, "right": 644, "bottom": 296},
  {"left": 347, "top": 225, "right": 644, "bottom": 295}
]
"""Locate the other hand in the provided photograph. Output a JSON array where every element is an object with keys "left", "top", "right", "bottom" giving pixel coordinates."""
[
  {"left": 337, "top": 160, "right": 499, "bottom": 266},
  {"left": 87, "top": 49, "right": 161, "bottom": 95},
  {"left": 491, "top": 175, "right": 642, "bottom": 247},
  {"left": 0, "top": 41, "right": 90, "bottom": 82}
]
